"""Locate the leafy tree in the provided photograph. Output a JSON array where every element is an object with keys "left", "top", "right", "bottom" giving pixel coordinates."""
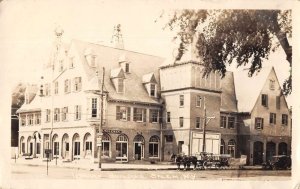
[{"left": 163, "top": 10, "right": 292, "bottom": 95}]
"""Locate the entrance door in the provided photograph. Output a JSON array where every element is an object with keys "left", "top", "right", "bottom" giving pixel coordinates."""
[
  {"left": 30, "top": 142, "right": 33, "bottom": 156},
  {"left": 134, "top": 143, "right": 142, "bottom": 160},
  {"left": 74, "top": 142, "right": 80, "bottom": 159},
  {"left": 253, "top": 141, "right": 263, "bottom": 165},
  {"left": 266, "top": 142, "right": 276, "bottom": 161}
]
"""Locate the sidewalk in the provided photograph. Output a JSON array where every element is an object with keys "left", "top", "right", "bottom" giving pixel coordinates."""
[{"left": 12, "top": 158, "right": 177, "bottom": 171}]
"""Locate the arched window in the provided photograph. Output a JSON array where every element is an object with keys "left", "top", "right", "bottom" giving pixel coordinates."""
[
  {"left": 149, "top": 136, "right": 160, "bottom": 158},
  {"left": 62, "top": 134, "right": 69, "bottom": 159},
  {"left": 73, "top": 133, "right": 80, "bottom": 159},
  {"left": 102, "top": 133, "right": 111, "bottom": 157},
  {"left": 278, "top": 142, "right": 288, "bottom": 155},
  {"left": 133, "top": 135, "right": 145, "bottom": 160},
  {"left": 220, "top": 139, "right": 225, "bottom": 154},
  {"left": 20, "top": 136, "right": 25, "bottom": 154},
  {"left": 228, "top": 139, "right": 236, "bottom": 158},
  {"left": 52, "top": 134, "right": 59, "bottom": 156},
  {"left": 27, "top": 136, "right": 33, "bottom": 156},
  {"left": 116, "top": 134, "right": 128, "bottom": 162},
  {"left": 84, "top": 133, "right": 92, "bottom": 158}
]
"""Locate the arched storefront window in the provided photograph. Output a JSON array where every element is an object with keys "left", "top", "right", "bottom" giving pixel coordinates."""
[
  {"left": 27, "top": 136, "right": 33, "bottom": 156},
  {"left": 278, "top": 142, "right": 288, "bottom": 155},
  {"left": 20, "top": 136, "right": 25, "bottom": 154},
  {"left": 102, "top": 133, "right": 111, "bottom": 157},
  {"left": 133, "top": 135, "right": 145, "bottom": 160},
  {"left": 73, "top": 133, "right": 80, "bottom": 160},
  {"left": 220, "top": 139, "right": 225, "bottom": 154},
  {"left": 149, "top": 136, "right": 159, "bottom": 158},
  {"left": 62, "top": 134, "right": 69, "bottom": 159},
  {"left": 116, "top": 134, "right": 128, "bottom": 162},
  {"left": 228, "top": 139, "right": 236, "bottom": 158},
  {"left": 52, "top": 134, "right": 59, "bottom": 157},
  {"left": 84, "top": 133, "right": 92, "bottom": 158}
]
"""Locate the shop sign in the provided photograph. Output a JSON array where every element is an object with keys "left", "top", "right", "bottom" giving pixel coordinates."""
[{"left": 103, "top": 129, "right": 122, "bottom": 134}]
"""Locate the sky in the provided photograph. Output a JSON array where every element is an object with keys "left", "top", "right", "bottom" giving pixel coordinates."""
[{"left": 0, "top": 0, "right": 292, "bottom": 100}]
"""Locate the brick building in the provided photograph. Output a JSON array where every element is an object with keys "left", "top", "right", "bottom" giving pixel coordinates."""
[{"left": 16, "top": 29, "right": 291, "bottom": 165}]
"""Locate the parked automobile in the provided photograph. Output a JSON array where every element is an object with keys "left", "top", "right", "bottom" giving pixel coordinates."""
[{"left": 262, "top": 155, "right": 291, "bottom": 170}]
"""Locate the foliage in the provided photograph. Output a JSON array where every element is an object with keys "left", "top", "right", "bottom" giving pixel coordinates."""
[{"left": 164, "top": 10, "right": 292, "bottom": 95}]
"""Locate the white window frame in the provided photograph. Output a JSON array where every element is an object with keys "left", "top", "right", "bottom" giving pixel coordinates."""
[
  {"left": 179, "top": 95, "right": 184, "bottom": 107},
  {"left": 150, "top": 109, "right": 159, "bottom": 123},
  {"left": 116, "top": 106, "right": 130, "bottom": 121},
  {"left": 196, "top": 95, "right": 202, "bottom": 107},
  {"left": 54, "top": 81, "right": 59, "bottom": 94},
  {"left": 46, "top": 109, "right": 51, "bottom": 122},
  {"left": 150, "top": 83, "right": 156, "bottom": 97},
  {"left": 117, "top": 78, "right": 124, "bottom": 93},
  {"left": 75, "top": 105, "right": 81, "bottom": 120}
]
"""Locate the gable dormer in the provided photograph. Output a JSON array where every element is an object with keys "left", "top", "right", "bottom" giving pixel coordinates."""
[
  {"left": 118, "top": 54, "right": 130, "bottom": 73},
  {"left": 142, "top": 73, "right": 157, "bottom": 97},
  {"left": 110, "top": 68, "right": 125, "bottom": 93},
  {"left": 84, "top": 48, "right": 96, "bottom": 67}
]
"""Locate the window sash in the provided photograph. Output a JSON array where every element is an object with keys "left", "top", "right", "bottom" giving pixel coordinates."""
[
  {"left": 179, "top": 95, "right": 184, "bottom": 106},
  {"left": 262, "top": 94, "right": 268, "bottom": 107},
  {"left": 196, "top": 117, "right": 201, "bottom": 128},
  {"left": 150, "top": 109, "right": 159, "bottom": 123},
  {"left": 167, "top": 112, "right": 171, "bottom": 123},
  {"left": 75, "top": 105, "right": 81, "bottom": 120},
  {"left": 133, "top": 108, "right": 146, "bottom": 122},
  {"left": 221, "top": 116, "right": 227, "bottom": 128},
  {"left": 255, "top": 118, "right": 264, "bottom": 130},
  {"left": 179, "top": 117, "right": 184, "bottom": 127},
  {"left": 118, "top": 78, "right": 124, "bottom": 93},
  {"left": 270, "top": 113, "right": 276, "bottom": 124},
  {"left": 196, "top": 96, "right": 202, "bottom": 107},
  {"left": 228, "top": 117, "right": 235, "bottom": 128},
  {"left": 282, "top": 114, "right": 288, "bottom": 125},
  {"left": 91, "top": 98, "right": 98, "bottom": 118},
  {"left": 150, "top": 84, "right": 156, "bottom": 97}
]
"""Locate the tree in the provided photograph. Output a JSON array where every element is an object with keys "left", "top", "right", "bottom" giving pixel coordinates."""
[{"left": 164, "top": 10, "right": 292, "bottom": 95}]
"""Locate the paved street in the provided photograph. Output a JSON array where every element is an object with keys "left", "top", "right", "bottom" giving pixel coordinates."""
[{"left": 11, "top": 163, "right": 291, "bottom": 181}]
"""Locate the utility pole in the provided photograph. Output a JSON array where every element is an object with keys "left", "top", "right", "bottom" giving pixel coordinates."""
[
  {"left": 202, "top": 103, "right": 215, "bottom": 153},
  {"left": 98, "top": 67, "right": 105, "bottom": 170}
]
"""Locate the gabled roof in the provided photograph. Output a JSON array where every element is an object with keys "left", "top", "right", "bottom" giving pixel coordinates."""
[
  {"left": 71, "top": 39, "right": 164, "bottom": 105},
  {"left": 234, "top": 66, "right": 286, "bottom": 113},
  {"left": 17, "top": 94, "right": 41, "bottom": 113},
  {"left": 110, "top": 68, "right": 125, "bottom": 79},
  {"left": 142, "top": 73, "right": 157, "bottom": 84},
  {"left": 220, "top": 72, "right": 238, "bottom": 112}
]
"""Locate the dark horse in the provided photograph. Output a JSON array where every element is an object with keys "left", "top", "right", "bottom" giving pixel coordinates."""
[{"left": 171, "top": 154, "right": 198, "bottom": 170}]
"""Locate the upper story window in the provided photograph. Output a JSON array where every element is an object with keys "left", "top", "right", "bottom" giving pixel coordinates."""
[
  {"left": 75, "top": 105, "right": 81, "bottom": 120},
  {"left": 35, "top": 113, "right": 41, "bottom": 125},
  {"left": 220, "top": 116, "right": 227, "bottom": 128},
  {"left": 167, "top": 112, "right": 171, "bottom": 123},
  {"left": 261, "top": 94, "right": 268, "bottom": 107},
  {"left": 61, "top": 107, "right": 68, "bottom": 121},
  {"left": 20, "top": 115, "right": 26, "bottom": 126},
  {"left": 74, "top": 77, "right": 82, "bottom": 92},
  {"left": 196, "top": 117, "right": 201, "bottom": 128},
  {"left": 28, "top": 114, "right": 34, "bottom": 125},
  {"left": 133, "top": 108, "right": 146, "bottom": 122},
  {"left": 117, "top": 78, "right": 124, "bottom": 93},
  {"left": 165, "top": 135, "right": 173, "bottom": 143},
  {"left": 91, "top": 98, "right": 98, "bottom": 118},
  {"left": 179, "top": 95, "right": 184, "bottom": 107},
  {"left": 150, "top": 109, "right": 159, "bottom": 123},
  {"left": 179, "top": 117, "right": 184, "bottom": 127},
  {"left": 255, "top": 117, "right": 264, "bottom": 130},
  {"left": 54, "top": 81, "right": 59, "bottom": 94},
  {"left": 64, "top": 79, "right": 71, "bottom": 93},
  {"left": 46, "top": 109, "right": 51, "bottom": 122},
  {"left": 116, "top": 106, "right": 131, "bottom": 121},
  {"left": 228, "top": 117, "right": 235, "bottom": 129},
  {"left": 282, "top": 114, "right": 288, "bottom": 126},
  {"left": 150, "top": 84, "right": 156, "bottom": 97},
  {"left": 45, "top": 83, "right": 51, "bottom": 96},
  {"left": 59, "top": 60, "right": 64, "bottom": 72},
  {"left": 69, "top": 57, "right": 74, "bottom": 68},
  {"left": 269, "top": 79, "right": 275, "bottom": 90},
  {"left": 196, "top": 95, "right": 202, "bottom": 107},
  {"left": 269, "top": 113, "right": 276, "bottom": 124},
  {"left": 125, "top": 63, "right": 130, "bottom": 73},
  {"left": 276, "top": 96, "right": 281, "bottom": 110},
  {"left": 54, "top": 108, "right": 60, "bottom": 122}
]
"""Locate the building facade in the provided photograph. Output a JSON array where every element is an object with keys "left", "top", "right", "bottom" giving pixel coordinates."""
[{"left": 17, "top": 31, "right": 291, "bottom": 165}]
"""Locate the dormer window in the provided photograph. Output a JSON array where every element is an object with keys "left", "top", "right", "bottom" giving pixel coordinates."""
[
  {"left": 269, "top": 79, "right": 275, "bottom": 90},
  {"left": 118, "top": 78, "right": 124, "bottom": 93},
  {"left": 150, "top": 84, "right": 156, "bottom": 97},
  {"left": 125, "top": 63, "right": 130, "bottom": 73}
]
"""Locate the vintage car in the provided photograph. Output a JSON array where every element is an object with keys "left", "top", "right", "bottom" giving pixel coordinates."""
[{"left": 262, "top": 155, "right": 291, "bottom": 170}]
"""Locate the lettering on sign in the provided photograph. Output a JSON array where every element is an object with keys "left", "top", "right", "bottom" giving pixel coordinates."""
[{"left": 103, "top": 129, "right": 122, "bottom": 134}]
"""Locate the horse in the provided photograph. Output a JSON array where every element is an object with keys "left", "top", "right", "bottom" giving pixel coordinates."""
[{"left": 171, "top": 154, "right": 198, "bottom": 170}]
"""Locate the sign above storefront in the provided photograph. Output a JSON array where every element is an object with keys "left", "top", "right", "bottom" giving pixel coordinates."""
[{"left": 103, "top": 129, "right": 122, "bottom": 134}]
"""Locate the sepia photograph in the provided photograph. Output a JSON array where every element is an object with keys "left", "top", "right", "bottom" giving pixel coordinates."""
[{"left": 0, "top": 0, "right": 299, "bottom": 189}]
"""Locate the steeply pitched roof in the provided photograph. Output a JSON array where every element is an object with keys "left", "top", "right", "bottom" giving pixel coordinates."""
[
  {"left": 142, "top": 73, "right": 157, "bottom": 84},
  {"left": 233, "top": 66, "right": 286, "bottom": 113},
  {"left": 220, "top": 72, "right": 238, "bottom": 112},
  {"left": 72, "top": 40, "right": 165, "bottom": 105}
]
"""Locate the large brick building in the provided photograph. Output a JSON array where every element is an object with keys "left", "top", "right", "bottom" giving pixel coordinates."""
[{"left": 16, "top": 29, "right": 291, "bottom": 165}]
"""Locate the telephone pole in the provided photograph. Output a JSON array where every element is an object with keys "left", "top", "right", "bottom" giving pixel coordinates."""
[
  {"left": 98, "top": 67, "right": 105, "bottom": 170},
  {"left": 202, "top": 104, "right": 215, "bottom": 153}
]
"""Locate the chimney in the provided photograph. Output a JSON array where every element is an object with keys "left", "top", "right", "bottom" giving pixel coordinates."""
[{"left": 111, "top": 24, "right": 124, "bottom": 49}]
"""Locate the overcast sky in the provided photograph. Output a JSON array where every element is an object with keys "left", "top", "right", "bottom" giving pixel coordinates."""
[{"left": 0, "top": 0, "right": 293, "bottom": 104}]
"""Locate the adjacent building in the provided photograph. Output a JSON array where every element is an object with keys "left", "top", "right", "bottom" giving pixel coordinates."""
[{"left": 16, "top": 29, "right": 291, "bottom": 165}]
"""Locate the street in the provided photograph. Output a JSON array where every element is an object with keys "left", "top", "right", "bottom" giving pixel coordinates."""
[{"left": 11, "top": 164, "right": 291, "bottom": 180}]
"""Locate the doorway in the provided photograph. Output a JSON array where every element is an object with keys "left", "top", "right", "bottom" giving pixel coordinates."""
[{"left": 253, "top": 141, "right": 264, "bottom": 165}]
